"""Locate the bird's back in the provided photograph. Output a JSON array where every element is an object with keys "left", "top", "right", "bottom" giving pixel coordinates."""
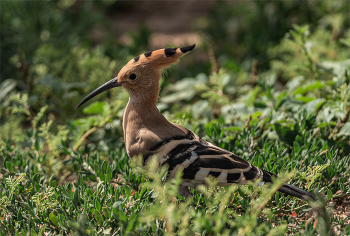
[{"left": 142, "top": 124, "right": 268, "bottom": 188}]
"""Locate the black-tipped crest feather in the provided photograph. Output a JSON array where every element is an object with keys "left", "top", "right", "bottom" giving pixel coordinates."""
[
  {"left": 180, "top": 44, "right": 196, "bottom": 53},
  {"left": 164, "top": 47, "right": 177, "bottom": 57},
  {"left": 144, "top": 51, "right": 152, "bottom": 57}
]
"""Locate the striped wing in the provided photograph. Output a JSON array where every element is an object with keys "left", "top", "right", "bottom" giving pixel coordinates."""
[
  {"left": 148, "top": 138, "right": 272, "bottom": 187},
  {"left": 143, "top": 130, "right": 315, "bottom": 200}
]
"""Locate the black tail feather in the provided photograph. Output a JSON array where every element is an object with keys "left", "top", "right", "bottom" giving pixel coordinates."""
[
  {"left": 278, "top": 183, "right": 315, "bottom": 201},
  {"left": 261, "top": 169, "right": 315, "bottom": 201}
]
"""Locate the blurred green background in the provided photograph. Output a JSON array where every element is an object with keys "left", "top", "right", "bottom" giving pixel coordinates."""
[
  {"left": 2, "top": 0, "right": 349, "bottom": 122},
  {"left": 1, "top": 1, "right": 350, "bottom": 234}
]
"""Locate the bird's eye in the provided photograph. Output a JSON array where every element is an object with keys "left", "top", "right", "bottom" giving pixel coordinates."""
[{"left": 129, "top": 73, "right": 137, "bottom": 80}]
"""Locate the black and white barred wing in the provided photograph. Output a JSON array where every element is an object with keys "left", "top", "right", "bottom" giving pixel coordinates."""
[
  {"left": 159, "top": 141, "right": 271, "bottom": 187},
  {"left": 146, "top": 137, "right": 314, "bottom": 200}
]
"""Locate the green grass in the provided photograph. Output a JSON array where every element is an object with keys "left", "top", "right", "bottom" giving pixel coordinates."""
[{"left": 1, "top": 64, "right": 350, "bottom": 234}]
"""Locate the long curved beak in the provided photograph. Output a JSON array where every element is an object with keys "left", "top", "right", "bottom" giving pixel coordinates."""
[{"left": 75, "top": 77, "right": 122, "bottom": 110}]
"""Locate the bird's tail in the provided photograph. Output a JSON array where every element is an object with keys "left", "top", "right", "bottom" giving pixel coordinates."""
[
  {"left": 261, "top": 170, "right": 315, "bottom": 201},
  {"left": 278, "top": 183, "right": 315, "bottom": 200}
]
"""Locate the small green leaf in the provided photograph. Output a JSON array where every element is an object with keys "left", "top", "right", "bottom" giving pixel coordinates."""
[
  {"left": 246, "top": 87, "right": 260, "bottom": 106},
  {"left": 0, "top": 78, "right": 17, "bottom": 102},
  {"left": 99, "top": 172, "right": 105, "bottom": 182},
  {"left": 5, "top": 161, "right": 13, "bottom": 172},
  {"left": 73, "top": 190, "right": 79, "bottom": 207},
  {"left": 327, "top": 189, "right": 333, "bottom": 200},
  {"left": 293, "top": 96, "right": 315, "bottom": 103},
  {"left": 302, "top": 207, "right": 312, "bottom": 212},
  {"left": 118, "top": 210, "right": 127, "bottom": 223},
  {"left": 293, "top": 141, "right": 300, "bottom": 153},
  {"left": 106, "top": 169, "right": 112, "bottom": 183},
  {"left": 49, "top": 213, "right": 59, "bottom": 227},
  {"left": 303, "top": 98, "right": 326, "bottom": 114},
  {"left": 112, "top": 200, "right": 123, "bottom": 209},
  {"left": 50, "top": 180, "right": 57, "bottom": 188},
  {"left": 102, "top": 207, "right": 110, "bottom": 218},
  {"left": 31, "top": 229, "right": 38, "bottom": 236},
  {"left": 34, "top": 136, "right": 40, "bottom": 151},
  {"left": 275, "top": 192, "right": 280, "bottom": 206},
  {"left": 274, "top": 123, "right": 297, "bottom": 146},
  {"left": 94, "top": 209, "right": 104, "bottom": 226},
  {"left": 126, "top": 213, "right": 137, "bottom": 233},
  {"left": 292, "top": 81, "right": 325, "bottom": 95},
  {"left": 257, "top": 156, "right": 263, "bottom": 168},
  {"left": 316, "top": 155, "right": 325, "bottom": 165},
  {"left": 83, "top": 101, "right": 107, "bottom": 115},
  {"left": 95, "top": 199, "right": 101, "bottom": 211},
  {"left": 335, "top": 122, "right": 350, "bottom": 138},
  {"left": 295, "top": 135, "right": 303, "bottom": 145},
  {"left": 17, "top": 208, "right": 23, "bottom": 221},
  {"left": 253, "top": 102, "right": 268, "bottom": 108}
]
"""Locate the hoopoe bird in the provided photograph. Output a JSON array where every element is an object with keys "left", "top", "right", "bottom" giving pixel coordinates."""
[{"left": 76, "top": 44, "right": 315, "bottom": 200}]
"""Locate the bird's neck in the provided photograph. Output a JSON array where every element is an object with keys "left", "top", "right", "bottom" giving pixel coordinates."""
[
  {"left": 122, "top": 87, "right": 169, "bottom": 138},
  {"left": 122, "top": 87, "right": 191, "bottom": 158},
  {"left": 124, "top": 99, "right": 165, "bottom": 125},
  {"left": 127, "top": 84, "right": 159, "bottom": 107},
  {"left": 122, "top": 95, "right": 170, "bottom": 157}
]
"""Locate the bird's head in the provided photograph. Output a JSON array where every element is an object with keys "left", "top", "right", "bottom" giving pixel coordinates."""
[{"left": 76, "top": 44, "right": 196, "bottom": 109}]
